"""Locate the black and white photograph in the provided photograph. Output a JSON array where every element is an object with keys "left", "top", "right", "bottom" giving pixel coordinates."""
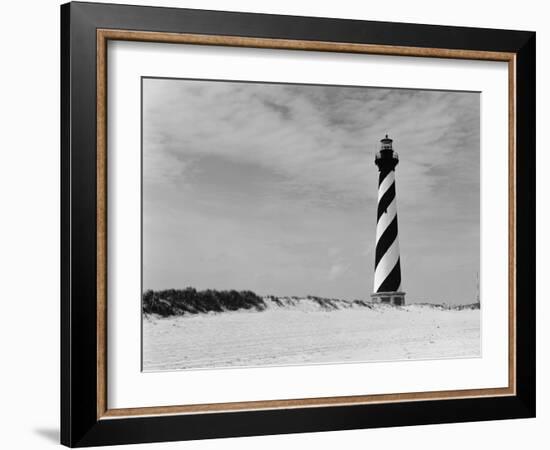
[{"left": 141, "top": 78, "right": 481, "bottom": 372}]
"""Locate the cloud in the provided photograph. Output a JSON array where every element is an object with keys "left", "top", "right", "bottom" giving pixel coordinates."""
[
  {"left": 142, "top": 78, "right": 480, "bottom": 303},
  {"left": 328, "top": 262, "right": 349, "bottom": 281}
]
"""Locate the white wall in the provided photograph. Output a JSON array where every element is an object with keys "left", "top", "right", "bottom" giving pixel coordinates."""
[{"left": 0, "top": 0, "right": 546, "bottom": 448}]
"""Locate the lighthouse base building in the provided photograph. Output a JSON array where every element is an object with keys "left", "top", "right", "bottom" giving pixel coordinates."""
[
  {"left": 371, "top": 291, "right": 406, "bottom": 306},
  {"left": 371, "top": 135, "right": 406, "bottom": 307}
]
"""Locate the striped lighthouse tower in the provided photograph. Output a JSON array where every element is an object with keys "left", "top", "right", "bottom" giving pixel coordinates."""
[{"left": 371, "top": 135, "right": 405, "bottom": 306}]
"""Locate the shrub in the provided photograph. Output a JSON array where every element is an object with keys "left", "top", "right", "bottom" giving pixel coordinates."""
[{"left": 142, "top": 287, "right": 266, "bottom": 316}]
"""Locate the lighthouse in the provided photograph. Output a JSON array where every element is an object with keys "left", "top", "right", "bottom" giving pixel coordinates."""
[{"left": 371, "top": 135, "right": 405, "bottom": 306}]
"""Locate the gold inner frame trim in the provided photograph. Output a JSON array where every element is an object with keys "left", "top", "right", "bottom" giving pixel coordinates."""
[{"left": 96, "top": 28, "right": 517, "bottom": 420}]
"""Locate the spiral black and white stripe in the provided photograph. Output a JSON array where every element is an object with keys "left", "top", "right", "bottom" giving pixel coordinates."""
[{"left": 373, "top": 157, "right": 402, "bottom": 294}]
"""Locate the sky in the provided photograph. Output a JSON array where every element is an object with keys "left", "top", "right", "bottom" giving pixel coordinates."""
[{"left": 142, "top": 78, "right": 480, "bottom": 304}]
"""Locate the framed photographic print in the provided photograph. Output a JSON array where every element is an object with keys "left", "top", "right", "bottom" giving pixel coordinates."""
[{"left": 60, "top": 1, "right": 536, "bottom": 447}]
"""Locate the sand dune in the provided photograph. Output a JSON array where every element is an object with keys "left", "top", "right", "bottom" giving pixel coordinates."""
[{"left": 142, "top": 302, "right": 480, "bottom": 371}]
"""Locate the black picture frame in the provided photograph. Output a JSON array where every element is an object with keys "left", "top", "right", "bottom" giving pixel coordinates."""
[{"left": 61, "top": 1, "right": 535, "bottom": 447}]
